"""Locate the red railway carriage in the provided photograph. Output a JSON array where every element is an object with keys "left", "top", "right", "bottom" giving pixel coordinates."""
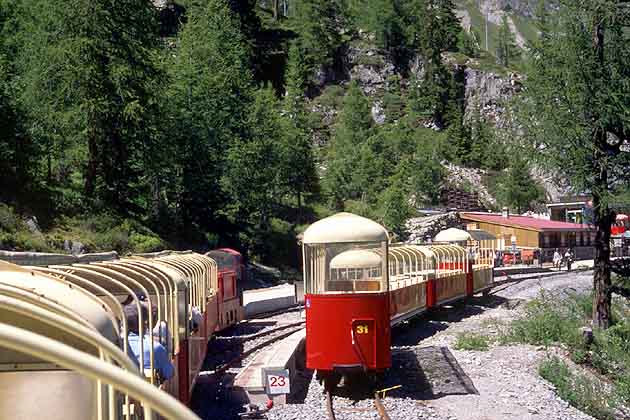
[
  {"left": 206, "top": 248, "right": 244, "bottom": 330},
  {"left": 303, "top": 213, "right": 392, "bottom": 377},
  {"left": 301, "top": 213, "right": 494, "bottom": 385}
]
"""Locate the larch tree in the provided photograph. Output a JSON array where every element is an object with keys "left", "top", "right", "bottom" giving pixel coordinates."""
[
  {"left": 405, "top": 0, "right": 461, "bottom": 127},
  {"left": 496, "top": 15, "right": 520, "bottom": 67},
  {"left": 0, "top": 2, "right": 37, "bottom": 201},
  {"left": 12, "top": 0, "right": 162, "bottom": 214},
  {"left": 324, "top": 81, "right": 373, "bottom": 209},
  {"left": 167, "top": 0, "right": 252, "bottom": 233},
  {"left": 521, "top": 0, "right": 630, "bottom": 328},
  {"left": 281, "top": 42, "right": 319, "bottom": 224},
  {"left": 223, "top": 87, "right": 284, "bottom": 256}
]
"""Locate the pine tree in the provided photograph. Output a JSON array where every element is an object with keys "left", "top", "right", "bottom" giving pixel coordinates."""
[
  {"left": 324, "top": 81, "right": 372, "bottom": 208},
  {"left": 168, "top": 0, "right": 252, "bottom": 231},
  {"left": 223, "top": 87, "right": 284, "bottom": 254},
  {"left": 497, "top": 157, "right": 542, "bottom": 213},
  {"left": 405, "top": 0, "right": 461, "bottom": 127},
  {"left": 0, "top": 3, "right": 38, "bottom": 201},
  {"left": 292, "top": 0, "right": 344, "bottom": 87},
  {"left": 378, "top": 162, "right": 413, "bottom": 239},
  {"left": 496, "top": 15, "right": 520, "bottom": 67},
  {"left": 280, "top": 43, "right": 320, "bottom": 223},
  {"left": 12, "top": 0, "right": 162, "bottom": 214}
]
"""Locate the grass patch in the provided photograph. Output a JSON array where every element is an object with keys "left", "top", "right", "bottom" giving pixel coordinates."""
[
  {"left": 501, "top": 291, "right": 588, "bottom": 349},
  {"left": 511, "top": 14, "right": 539, "bottom": 46},
  {"left": 539, "top": 356, "right": 617, "bottom": 420},
  {"left": 0, "top": 204, "right": 168, "bottom": 254},
  {"left": 454, "top": 332, "right": 490, "bottom": 351},
  {"left": 0, "top": 204, "right": 51, "bottom": 252},
  {"left": 461, "top": 0, "right": 501, "bottom": 55},
  {"left": 505, "top": 290, "right": 630, "bottom": 416},
  {"left": 313, "top": 84, "right": 346, "bottom": 110}
]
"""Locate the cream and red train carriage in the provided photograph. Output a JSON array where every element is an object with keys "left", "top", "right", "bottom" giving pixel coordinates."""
[
  {"left": 0, "top": 249, "right": 245, "bottom": 419},
  {"left": 302, "top": 213, "right": 494, "bottom": 386},
  {"left": 0, "top": 261, "right": 199, "bottom": 420}
]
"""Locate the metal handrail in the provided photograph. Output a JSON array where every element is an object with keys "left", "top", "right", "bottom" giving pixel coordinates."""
[{"left": 0, "top": 322, "right": 200, "bottom": 420}]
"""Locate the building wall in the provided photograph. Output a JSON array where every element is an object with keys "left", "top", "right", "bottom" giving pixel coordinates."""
[
  {"left": 463, "top": 218, "right": 595, "bottom": 262},
  {"left": 466, "top": 221, "right": 540, "bottom": 249}
]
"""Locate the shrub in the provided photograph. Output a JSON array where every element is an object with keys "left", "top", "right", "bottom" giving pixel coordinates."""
[
  {"left": 539, "top": 356, "right": 616, "bottom": 420},
  {"left": 454, "top": 332, "right": 490, "bottom": 351},
  {"left": 0, "top": 204, "right": 20, "bottom": 233},
  {"left": 503, "top": 294, "right": 584, "bottom": 347},
  {"left": 129, "top": 233, "right": 164, "bottom": 253}
]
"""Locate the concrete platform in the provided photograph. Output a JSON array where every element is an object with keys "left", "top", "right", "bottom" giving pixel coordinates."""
[
  {"left": 243, "top": 283, "right": 297, "bottom": 317},
  {"left": 231, "top": 328, "right": 306, "bottom": 406}
]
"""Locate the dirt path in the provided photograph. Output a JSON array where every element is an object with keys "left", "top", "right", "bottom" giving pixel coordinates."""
[{"left": 399, "top": 270, "right": 596, "bottom": 420}]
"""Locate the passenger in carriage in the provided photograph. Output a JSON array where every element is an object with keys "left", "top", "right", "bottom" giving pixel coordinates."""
[
  {"left": 122, "top": 292, "right": 172, "bottom": 355},
  {"left": 124, "top": 302, "right": 175, "bottom": 382}
]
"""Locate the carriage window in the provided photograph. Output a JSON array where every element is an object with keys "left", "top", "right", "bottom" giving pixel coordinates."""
[{"left": 206, "top": 251, "right": 236, "bottom": 270}]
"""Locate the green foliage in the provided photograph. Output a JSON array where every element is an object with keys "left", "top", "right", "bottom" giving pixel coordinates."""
[
  {"left": 539, "top": 357, "right": 616, "bottom": 420},
  {"left": 281, "top": 43, "right": 320, "bottom": 219},
  {"left": 223, "top": 87, "right": 284, "bottom": 253},
  {"left": 504, "top": 293, "right": 585, "bottom": 347},
  {"left": 324, "top": 81, "right": 373, "bottom": 208},
  {"left": 454, "top": 332, "right": 490, "bottom": 351},
  {"left": 496, "top": 157, "right": 544, "bottom": 213},
  {"left": 507, "top": 291, "right": 630, "bottom": 414},
  {"left": 377, "top": 166, "right": 414, "bottom": 238},
  {"left": 291, "top": 0, "right": 345, "bottom": 87},
  {"left": 10, "top": 0, "right": 163, "bottom": 214},
  {"left": 458, "top": 29, "right": 481, "bottom": 58},
  {"left": 495, "top": 15, "right": 521, "bottom": 67}
]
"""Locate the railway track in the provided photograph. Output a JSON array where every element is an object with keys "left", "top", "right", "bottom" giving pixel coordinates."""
[
  {"left": 325, "top": 391, "right": 392, "bottom": 420},
  {"left": 199, "top": 321, "right": 304, "bottom": 378}
]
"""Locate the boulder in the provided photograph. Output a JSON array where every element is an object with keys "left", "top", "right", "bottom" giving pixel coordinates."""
[{"left": 406, "top": 212, "right": 463, "bottom": 244}]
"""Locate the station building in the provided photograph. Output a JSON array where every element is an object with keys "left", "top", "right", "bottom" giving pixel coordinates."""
[{"left": 460, "top": 209, "right": 595, "bottom": 261}]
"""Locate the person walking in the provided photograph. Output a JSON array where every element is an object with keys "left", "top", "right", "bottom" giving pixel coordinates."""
[
  {"left": 565, "top": 248, "right": 574, "bottom": 272},
  {"left": 553, "top": 249, "right": 562, "bottom": 270}
]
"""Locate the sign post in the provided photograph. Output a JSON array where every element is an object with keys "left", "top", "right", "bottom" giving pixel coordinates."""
[{"left": 264, "top": 368, "right": 291, "bottom": 396}]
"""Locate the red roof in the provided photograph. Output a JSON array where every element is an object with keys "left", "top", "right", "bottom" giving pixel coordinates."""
[{"left": 461, "top": 212, "right": 593, "bottom": 232}]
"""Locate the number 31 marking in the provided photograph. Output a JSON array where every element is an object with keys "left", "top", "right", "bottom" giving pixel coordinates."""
[{"left": 356, "top": 325, "right": 369, "bottom": 334}]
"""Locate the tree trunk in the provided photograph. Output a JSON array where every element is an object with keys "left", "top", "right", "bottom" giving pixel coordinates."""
[
  {"left": 591, "top": 17, "right": 613, "bottom": 329},
  {"left": 297, "top": 190, "right": 302, "bottom": 225},
  {"left": 272, "top": 0, "right": 279, "bottom": 20},
  {"left": 85, "top": 128, "right": 98, "bottom": 198},
  {"left": 592, "top": 186, "right": 613, "bottom": 329}
]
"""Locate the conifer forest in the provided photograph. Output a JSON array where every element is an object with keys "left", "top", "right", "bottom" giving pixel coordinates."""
[{"left": 0, "top": 0, "right": 629, "bottom": 278}]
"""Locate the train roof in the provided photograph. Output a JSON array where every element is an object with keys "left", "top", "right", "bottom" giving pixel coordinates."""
[
  {"left": 0, "top": 261, "right": 118, "bottom": 364},
  {"left": 303, "top": 213, "right": 389, "bottom": 244},
  {"left": 330, "top": 250, "right": 382, "bottom": 269},
  {"left": 434, "top": 228, "right": 472, "bottom": 242}
]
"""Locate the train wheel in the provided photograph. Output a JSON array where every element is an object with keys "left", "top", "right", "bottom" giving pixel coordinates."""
[{"left": 318, "top": 371, "right": 341, "bottom": 393}]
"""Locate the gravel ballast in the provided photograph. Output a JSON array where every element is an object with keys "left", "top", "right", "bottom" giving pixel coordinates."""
[{"left": 266, "top": 270, "right": 598, "bottom": 420}]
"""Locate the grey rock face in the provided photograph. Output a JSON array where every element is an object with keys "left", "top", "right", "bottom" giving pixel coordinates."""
[
  {"left": 442, "top": 162, "right": 497, "bottom": 208},
  {"left": 463, "top": 68, "right": 523, "bottom": 128},
  {"left": 24, "top": 217, "right": 41, "bottom": 235},
  {"left": 71, "top": 241, "right": 86, "bottom": 255},
  {"left": 406, "top": 212, "right": 463, "bottom": 244},
  {"left": 371, "top": 101, "right": 386, "bottom": 125},
  {"left": 347, "top": 35, "right": 395, "bottom": 97}
]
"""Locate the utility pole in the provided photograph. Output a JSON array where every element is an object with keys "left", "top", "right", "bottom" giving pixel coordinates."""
[{"left": 485, "top": 11, "right": 489, "bottom": 51}]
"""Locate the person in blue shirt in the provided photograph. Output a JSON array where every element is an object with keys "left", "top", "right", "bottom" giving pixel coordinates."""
[{"left": 124, "top": 301, "right": 174, "bottom": 382}]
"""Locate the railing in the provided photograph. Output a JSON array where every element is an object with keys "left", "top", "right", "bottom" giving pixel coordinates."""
[{"left": 0, "top": 322, "right": 200, "bottom": 420}]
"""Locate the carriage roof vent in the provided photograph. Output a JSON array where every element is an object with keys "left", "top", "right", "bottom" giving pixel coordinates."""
[{"left": 302, "top": 212, "right": 388, "bottom": 244}]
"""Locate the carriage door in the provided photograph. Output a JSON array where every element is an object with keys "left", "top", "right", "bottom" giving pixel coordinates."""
[{"left": 351, "top": 319, "right": 376, "bottom": 368}]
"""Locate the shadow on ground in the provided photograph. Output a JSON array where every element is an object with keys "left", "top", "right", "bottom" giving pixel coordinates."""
[{"left": 392, "top": 293, "right": 514, "bottom": 346}]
